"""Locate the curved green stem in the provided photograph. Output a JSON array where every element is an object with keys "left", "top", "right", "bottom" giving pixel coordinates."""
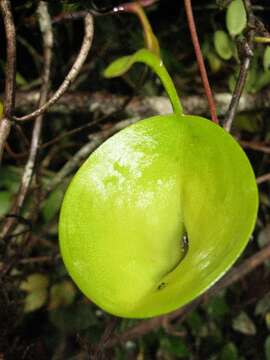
[{"left": 104, "top": 49, "right": 183, "bottom": 116}]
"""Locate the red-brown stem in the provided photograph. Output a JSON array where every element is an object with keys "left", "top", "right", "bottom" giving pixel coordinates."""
[{"left": 183, "top": 0, "right": 219, "bottom": 124}]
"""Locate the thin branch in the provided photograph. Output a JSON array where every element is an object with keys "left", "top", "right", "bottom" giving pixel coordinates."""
[
  {"left": 0, "top": 0, "right": 16, "bottom": 164},
  {"left": 223, "top": 0, "right": 255, "bottom": 132},
  {"left": 105, "top": 242, "right": 270, "bottom": 347},
  {"left": 12, "top": 13, "right": 94, "bottom": 123},
  {"left": 52, "top": 10, "right": 88, "bottom": 24},
  {"left": 0, "top": 1, "right": 53, "bottom": 240},
  {"left": 256, "top": 173, "right": 270, "bottom": 184},
  {"left": 8, "top": 89, "right": 270, "bottom": 118},
  {"left": 19, "top": 254, "right": 61, "bottom": 264},
  {"left": 223, "top": 40, "right": 253, "bottom": 131},
  {"left": 183, "top": 0, "right": 218, "bottom": 124},
  {"left": 240, "top": 140, "right": 270, "bottom": 154}
]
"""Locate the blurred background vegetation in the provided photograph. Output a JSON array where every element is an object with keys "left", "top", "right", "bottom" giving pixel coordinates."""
[{"left": 0, "top": 0, "right": 270, "bottom": 359}]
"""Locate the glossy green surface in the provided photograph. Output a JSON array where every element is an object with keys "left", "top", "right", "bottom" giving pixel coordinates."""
[
  {"left": 59, "top": 113, "right": 258, "bottom": 318},
  {"left": 59, "top": 48, "right": 258, "bottom": 318}
]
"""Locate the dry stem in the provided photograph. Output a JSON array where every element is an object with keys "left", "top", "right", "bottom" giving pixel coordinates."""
[
  {"left": 12, "top": 14, "right": 94, "bottom": 123},
  {"left": 0, "top": 0, "right": 16, "bottom": 164},
  {"left": 0, "top": 2, "right": 53, "bottom": 240}
]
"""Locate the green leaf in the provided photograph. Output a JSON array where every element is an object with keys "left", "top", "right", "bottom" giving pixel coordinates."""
[
  {"left": 232, "top": 312, "right": 256, "bottom": 335},
  {"left": 265, "top": 336, "right": 270, "bottom": 360},
  {"left": 257, "top": 224, "right": 270, "bottom": 248},
  {"left": 24, "top": 289, "right": 48, "bottom": 313},
  {"left": 0, "top": 191, "right": 11, "bottom": 217},
  {"left": 234, "top": 114, "right": 261, "bottom": 133},
  {"left": 0, "top": 101, "right": 3, "bottom": 119},
  {"left": 186, "top": 311, "right": 204, "bottom": 335},
  {"left": 228, "top": 73, "right": 237, "bottom": 92},
  {"left": 214, "top": 30, "right": 233, "bottom": 60},
  {"left": 103, "top": 48, "right": 183, "bottom": 116},
  {"left": 42, "top": 188, "right": 64, "bottom": 223},
  {"left": 205, "top": 296, "right": 229, "bottom": 319},
  {"left": 220, "top": 342, "right": 239, "bottom": 360},
  {"left": 255, "top": 292, "right": 270, "bottom": 316},
  {"left": 60, "top": 40, "right": 258, "bottom": 319},
  {"left": 266, "top": 312, "right": 270, "bottom": 330},
  {"left": 207, "top": 52, "right": 223, "bottom": 73},
  {"left": 160, "top": 336, "right": 190, "bottom": 358},
  {"left": 253, "top": 71, "right": 270, "bottom": 92},
  {"left": 0, "top": 166, "right": 21, "bottom": 193},
  {"left": 20, "top": 273, "right": 49, "bottom": 292},
  {"left": 263, "top": 46, "right": 270, "bottom": 72},
  {"left": 16, "top": 72, "right": 27, "bottom": 86},
  {"left": 48, "top": 281, "right": 76, "bottom": 309},
  {"left": 49, "top": 302, "right": 97, "bottom": 333},
  {"left": 226, "top": 0, "right": 247, "bottom": 36}
]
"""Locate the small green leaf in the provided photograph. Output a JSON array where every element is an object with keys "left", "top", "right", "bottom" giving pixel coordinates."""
[
  {"left": 0, "top": 101, "right": 3, "bottom": 119},
  {"left": 263, "top": 47, "right": 270, "bottom": 72},
  {"left": 24, "top": 289, "right": 48, "bottom": 313},
  {"left": 232, "top": 312, "right": 256, "bottom": 335},
  {"left": 265, "top": 312, "right": 270, "bottom": 330},
  {"left": 103, "top": 48, "right": 183, "bottom": 116},
  {"left": 186, "top": 311, "right": 204, "bottom": 335},
  {"left": 0, "top": 166, "right": 20, "bottom": 193},
  {"left": 253, "top": 71, "right": 270, "bottom": 92},
  {"left": 16, "top": 72, "right": 27, "bottom": 86},
  {"left": 214, "top": 30, "right": 233, "bottom": 60},
  {"left": 258, "top": 224, "right": 270, "bottom": 248},
  {"left": 49, "top": 303, "right": 97, "bottom": 333},
  {"left": 234, "top": 114, "right": 261, "bottom": 133},
  {"left": 20, "top": 273, "right": 49, "bottom": 292},
  {"left": 226, "top": 0, "right": 247, "bottom": 36},
  {"left": 221, "top": 342, "right": 239, "bottom": 360},
  {"left": 205, "top": 296, "right": 229, "bottom": 319},
  {"left": 0, "top": 191, "right": 11, "bottom": 217},
  {"left": 255, "top": 292, "right": 270, "bottom": 316},
  {"left": 48, "top": 281, "right": 76, "bottom": 309},
  {"left": 245, "top": 63, "right": 260, "bottom": 93},
  {"left": 42, "top": 188, "right": 64, "bottom": 223},
  {"left": 265, "top": 336, "right": 270, "bottom": 360},
  {"left": 160, "top": 336, "right": 190, "bottom": 358},
  {"left": 207, "top": 52, "right": 222, "bottom": 73},
  {"left": 228, "top": 73, "right": 237, "bottom": 92}
]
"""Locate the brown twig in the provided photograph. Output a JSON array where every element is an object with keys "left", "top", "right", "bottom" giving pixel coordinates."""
[
  {"left": 223, "top": 0, "right": 255, "bottom": 132},
  {"left": 240, "top": 140, "right": 270, "bottom": 154},
  {"left": 0, "top": 0, "right": 16, "bottom": 164},
  {"left": 0, "top": 2, "right": 54, "bottom": 241},
  {"left": 18, "top": 1, "right": 53, "bottom": 201},
  {"left": 105, "top": 242, "right": 270, "bottom": 347},
  {"left": 19, "top": 254, "right": 61, "bottom": 264},
  {"left": 52, "top": 10, "right": 88, "bottom": 24},
  {"left": 183, "top": 0, "right": 218, "bottom": 124},
  {"left": 223, "top": 41, "right": 253, "bottom": 132},
  {"left": 256, "top": 173, "right": 270, "bottom": 184},
  {"left": 7, "top": 89, "right": 270, "bottom": 118},
  {"left": 12, "top": 14, "right": 94, "bottom": 123}
]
